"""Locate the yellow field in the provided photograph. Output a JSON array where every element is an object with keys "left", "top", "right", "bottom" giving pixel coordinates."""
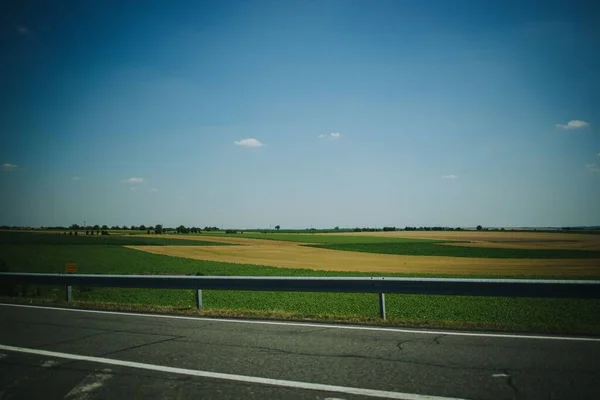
[{"left": 128, "top": 232, "right": 600, "bottom": 277}]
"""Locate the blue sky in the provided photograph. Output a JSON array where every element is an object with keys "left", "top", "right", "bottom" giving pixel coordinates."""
[{"left": 1, "top": 0, "right": 599, "bottom": 228}]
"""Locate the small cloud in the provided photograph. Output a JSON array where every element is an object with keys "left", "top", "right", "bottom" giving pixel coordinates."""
[
  {"left": 597, "top": 152, "right": 600, "bottom": 157},
  {"left": 234, "top": 138, "right": 264, "bottom": 148},
  {"left": 72, "top": 176, "right": 81, "bottom": 181},
  {"left": 586, "top": 164, "right": 600, "bottom": 173},
  {"left": 318, "top": 132, "right": 343, "bottom": 140},
  {"left": 442, "top": 174, "right": 458, "bottom": 179},
  {"left": 125, "top": 177, "right": 144, "bottom": 184},
  {"left": 16, "top": 25, "right": 31, "bottom": 35},
  {"left": 1, "top": 163, "right": 18, "bottom": 171},
  {"left": 150, "top": 188, "right": 159, "bottom": 192},
  {"left": 556, "top": 120, "right": 590, "bottom": 130}
]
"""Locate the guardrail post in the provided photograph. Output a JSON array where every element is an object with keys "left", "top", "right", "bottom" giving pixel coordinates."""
[
  {"left": 378, "top": 292, "right": 386, "bottom": 320},
  {"left": 66, "top": 285, "right": 72, "bottom": 302},
  {"left": 196, "top": 289, "right": 203, "bottom": 310}
]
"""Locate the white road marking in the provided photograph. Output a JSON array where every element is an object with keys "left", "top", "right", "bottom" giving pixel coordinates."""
[
  {"left": 65, "top": 368, "right": 113, "bottom": 399},
  {"left": 0, "top": 344, "right": 467, "bottom": 400},
  {"left": 1, "top": 303, "right": 599, "bottom": 342},
  {"left": 492, "top": 374, "right": 509, "bottom": 378},
  {"left": 41, "top": 360, "right": 60, "bottom": 367}
]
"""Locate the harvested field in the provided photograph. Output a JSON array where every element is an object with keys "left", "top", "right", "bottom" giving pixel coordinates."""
[{"left": 127, "top": 244, "right": 600, "bottom": 278}]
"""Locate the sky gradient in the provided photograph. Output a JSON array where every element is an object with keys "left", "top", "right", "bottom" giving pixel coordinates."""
[{"left": 1, "top": 0, "right": 599, "bottom": 228}]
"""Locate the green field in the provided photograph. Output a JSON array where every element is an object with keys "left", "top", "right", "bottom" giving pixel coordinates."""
[
  {"left": 202, "top": 232, "right": 600, "bottom": 259},
  {"left": 205, "top": 232, "right": 438, "bottom": 244},
  {"left": 312, "top": 242, "right": 600, "bottom": 259},
  {"left": 0, "top": 231, "right": 228, "bottom": 246},
  {"left": 1, "top": 232, "right": 599, "bottom": 334}
]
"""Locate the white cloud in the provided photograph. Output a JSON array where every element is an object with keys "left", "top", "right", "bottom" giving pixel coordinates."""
[
  {"left": 442, "top": 174, "right": 458, "bottom": 179},
  {"left": 72, "top": 176, "right": 81, "bottom": 181},
  {"left": 586, "top": 164, "right": 600, "bottom": 173},
  {"left": 234, "top": 138, "right": 264, "bottom": 148},
  {"left": 556, "top": 120, "right": 590, "bottom": 130},
  {"left": 126, "top": 177, "right": 144, "bottom": 184},
  {"left": 1, "top": 163, "right": 18, "bottom": 171},
  {"left": 150, "top": 188, "right": 159, "bottom": 192},
  {"left": 318, "top": 132, "right": 343, "bottom": 140}
]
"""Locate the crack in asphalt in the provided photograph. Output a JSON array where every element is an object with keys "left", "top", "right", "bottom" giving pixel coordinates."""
[
  {"left": 174, "top": 337, "right": 499, "bottom": 373},
  {"left": 433, "top": 334, "right": 445, "bottom": 345},
  {"left": 36, "top": 331, "right": 109, "bottom": 350},
  {"left": 99, "top": 335, "right": 184, "bottom": 358},
  {"left": 396, "top": 334, "right": 444, "bottom": 351}
]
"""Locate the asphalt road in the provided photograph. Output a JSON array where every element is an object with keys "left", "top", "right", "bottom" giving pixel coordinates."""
[{"left": 0, "top": 303, "right": 599, "bottom": 400}]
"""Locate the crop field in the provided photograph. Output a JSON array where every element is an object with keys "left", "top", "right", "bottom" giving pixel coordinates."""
[
  {"left": 1, "top": 230, "right": 600, "bottom": 334},
  {"left": 0, "top": 231, "right": 230, "bottom": 246},
  {"left": 312, "top": 242, "right": 600, "bottom": 259},
  {"left": 126, "top": 232, "right": 600, "bottom": 277}
]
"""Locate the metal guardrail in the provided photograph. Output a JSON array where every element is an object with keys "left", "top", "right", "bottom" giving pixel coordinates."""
[{"left": 1, "top": 273, "right": 599, "bottom": 319}]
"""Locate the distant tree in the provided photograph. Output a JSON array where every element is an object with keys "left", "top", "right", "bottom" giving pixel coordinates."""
[
  {"left": 139, "top": 224, "right": 146, "bottom": 230},
  {"left": 275, "top": 225, "right": 280, "bottom": 231},
  {"left": 334, "top": 226, "right": 340, "bottom": 230},
  {"left": 476, "top": 225, "right": 483, "bottom": 231},
  {"left": 93, "top": 225, "right": 100, "bottom": 231},
  {"left": 155, "top": 224, "right": 163, "bottom": 234},
  {"left": 130, "top": 225, "right": 137, "bottom": 231},
  {"left": 111, "top": 225, "right": 119, "bottom": 230},
  {"left": 69, "top": 224, "right": 80, "bottom": 230},
  {"left": 101, "top": 225, "right": 108, "bottom": 231}
]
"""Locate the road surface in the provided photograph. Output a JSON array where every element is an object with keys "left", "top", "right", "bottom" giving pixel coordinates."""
[{"left": 0, "top": 303, "right": 599, "bottom": 399}]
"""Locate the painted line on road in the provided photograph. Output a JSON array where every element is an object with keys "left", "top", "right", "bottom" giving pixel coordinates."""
[
  {"left": 65, "top": 368, "right": 113, "bottom": 399},
  {"left": 2, "top": 303, "right": 599, "bottom": 342},
  {"left": 0, "top": 344, "right": 466, "bottom": 400}
]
